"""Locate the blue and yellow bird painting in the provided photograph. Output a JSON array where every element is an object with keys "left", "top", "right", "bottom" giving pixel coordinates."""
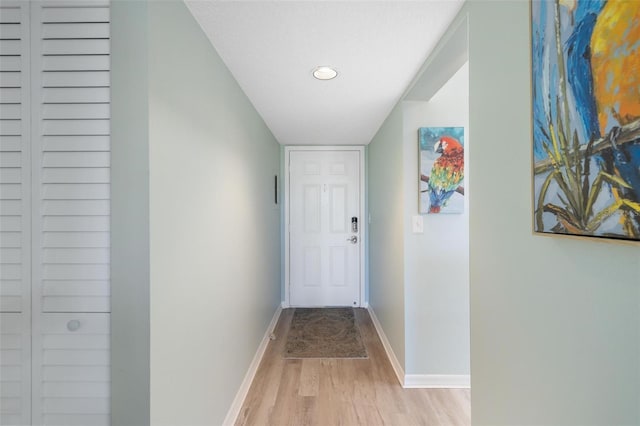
[{"left": 532, "top": 0, "right": 640, "bottom": 241}]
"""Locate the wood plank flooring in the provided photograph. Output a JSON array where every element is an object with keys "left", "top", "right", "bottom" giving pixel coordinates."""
[{"left": 236, "top": 308, "right": 470, "bottom": 426}]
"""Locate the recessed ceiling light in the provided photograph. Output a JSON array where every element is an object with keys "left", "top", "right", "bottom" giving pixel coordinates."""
[{"left": 313, "top": 66, "right": 338, "bottom": 80}]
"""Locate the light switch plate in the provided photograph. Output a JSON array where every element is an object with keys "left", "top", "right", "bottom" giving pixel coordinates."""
[{"left": 412, "top": 215, "right": 424, "bottom": 233}]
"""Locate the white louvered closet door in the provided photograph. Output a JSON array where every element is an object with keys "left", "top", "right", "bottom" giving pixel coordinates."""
[
  {"left": 1, "top": 3, "right": 31, "bottom": 425},
  {"left": 1, "top": 2, "right": 111, "bottom": 425}
]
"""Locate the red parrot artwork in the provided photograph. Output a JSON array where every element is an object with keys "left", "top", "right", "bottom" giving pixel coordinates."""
[{"left": 427, "top": 136, "right": 464, "bottom": 213}]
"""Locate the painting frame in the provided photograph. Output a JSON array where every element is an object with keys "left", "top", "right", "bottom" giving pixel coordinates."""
[
  {"left": 531, "top": 0, "right": 640, "bottom": 243},
  {"left": 418, "top": 126, "right": 465, "bottom": 215}
]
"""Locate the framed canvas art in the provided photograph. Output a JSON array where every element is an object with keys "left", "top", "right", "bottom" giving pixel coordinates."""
[
  {"left": 532, "top": 0, "right": 640, "bottom": 241},
  {"left": 419, "top": 127, "right": 465, "bottom": 214}
]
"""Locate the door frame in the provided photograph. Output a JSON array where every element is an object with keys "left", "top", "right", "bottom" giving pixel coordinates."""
[{"left": 283, "top": 146, "right": 366, "bottom": 308}]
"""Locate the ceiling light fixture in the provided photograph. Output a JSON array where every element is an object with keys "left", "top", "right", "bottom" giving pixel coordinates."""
[{"left": 312, "top": 66, "right": 338, "bottom": 80}]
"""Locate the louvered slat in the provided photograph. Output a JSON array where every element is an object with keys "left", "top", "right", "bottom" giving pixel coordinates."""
[
  {"left": 0, "top": 87, "right": 21, "bottom": 102},
  {"left": 0, "top": 38, "right": 20, "bottom": 54},
  {"left": 43, "top": 136, "right": 110, "bottom": 152},
  {"left": 0, "top": 22, "right": 20, "bottom": 38},
  {"left": 42, "top": 86, "right": 109, "bottom": 103},
  {"left": 0, "top": 55, "right": 21, "bottom": 71},
  {"left": 42, "top": 103, "right": 110, "bottom": 119},
  {"left": 42, "top": 71, "right": 110, "bottom": 87},
  {"left": 41, "top": 6, "right": 109, "bottom": 23},
  {"left": 42, "top": 167, "right": 110, "bottom": 183},
  {"left": 0, "top": 103, "right": 21, "bottom": 118},
  {"left": 0, "top": 119, "right": 21, "bottom": 135},
  {"left": 42, "top": 199, "right": 110, "bottom": 215},
  {"left": 42, "top": 183, "right": 110, "bottom": 199},
  {"left": 42, "top": 38, "right": 109, "bottom": 55},
  {"left": 0, "top": 7, "right": 20, "bottom": 23},
  {"left": 42, "top": 55, "right": 109, "bottom": 72},
  {"left": 42, "top": 119, "right": 110, "bottom": 136},
  {"left": 0, "top": 70, "right": 21, "bottom": 86},
  {"left": 0, "top": 232, "right": 20, "bottom": 248},
  {"left": 42, "top": 232, "right": 109, "bottom": 248},
  {"left": 42, "top": 151, "right": 110, "bottom": 167},
  {"left": 42, "top": 22, "right": 109, "bottom": 39}
]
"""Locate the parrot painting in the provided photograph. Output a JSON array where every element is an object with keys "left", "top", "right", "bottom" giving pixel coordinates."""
[
  {"left": 533, "top": 0, "right": 640, "bottom": 239},
  {"left": 589, "top": 0, "right": 640, "bottom": 203},
  {"left": 427, "top": 136, "right": 464, "bottom": 214}
]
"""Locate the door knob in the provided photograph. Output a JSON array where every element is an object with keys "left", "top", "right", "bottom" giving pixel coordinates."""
[
  {"left": 346, "top": 235, "right": 358, "bottom": 244},
  {"left": 67, "top": 320, "right": 81, "bottom": 332}
]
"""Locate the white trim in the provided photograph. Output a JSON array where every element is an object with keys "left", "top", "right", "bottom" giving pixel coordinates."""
[
  {"left": 284, "top": 146, "right": 366, "bottom": 308},
  {"left": 222, "top": 306, "right": 282, "bottom": 426},
  {"left": 403, "top": 374, "right": 470, "bottom": 389},
  {"left": 367, "top": 306, "right": 404, "bottom": 387},
  {"left": 367, "top": 307, "right": 470, "bottom": 389}
]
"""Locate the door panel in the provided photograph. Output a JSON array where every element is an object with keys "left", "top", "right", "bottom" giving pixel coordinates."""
[
  {"left": 0, "top": 2, "right": 111, "bottom": 424},
  {"left": 0, "top": 2, "right": 31, "bottom": 424},
  {"left": 289, "top": 150, "right": 360, "bottom": 306},
  {"left": 0, "top": 313, "right": 30, "bottom": 425},
  {"left": 30, "top": 2, "right": 112, "bottom": 424}
]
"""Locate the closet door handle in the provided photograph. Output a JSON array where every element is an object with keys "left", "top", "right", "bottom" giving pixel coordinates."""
[{"left": 67, "top": 320, "right": 81, "bottom": 332}]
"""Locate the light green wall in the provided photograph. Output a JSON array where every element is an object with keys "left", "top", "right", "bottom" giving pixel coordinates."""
[
  {"left": 467, "top": 1, "right": 640, "bottom": 424},
  {"left": 368, "top": 11, "right": 470, "bottom": 378},
  {"left": 148, "top": 2, "right": 281, "bottom": 425},
  {"left": 368, "top": 104, "right": 406, "bottom": 369},
  {"left": 111, "top": 2, "right": 150, "bottom": 425},
  {"left": 402, "top": 63, "right": 469, "bottom": 375},
  {"left": 112, "top": 2, "right": 282, "bottom": 424}
]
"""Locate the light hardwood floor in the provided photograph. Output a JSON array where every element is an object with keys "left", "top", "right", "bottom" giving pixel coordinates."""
[{"left": 235, "top": 308, "right": 470, "bottom": 426}]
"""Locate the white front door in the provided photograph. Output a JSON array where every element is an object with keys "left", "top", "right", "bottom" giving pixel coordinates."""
[{"left": 288, "top": 149, "right": 361, "bottom": 307}]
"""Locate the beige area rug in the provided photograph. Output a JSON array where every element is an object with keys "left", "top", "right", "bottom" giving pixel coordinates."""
[{"left": 284, "top": 308, "right": 368, "bottom": 359}]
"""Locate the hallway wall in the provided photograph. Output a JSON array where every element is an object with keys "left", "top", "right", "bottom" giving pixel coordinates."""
[
  {"left": 368, "top": 104, "right": 406, "bottom": 371},
  {"left": 367, "top": 15, "right": 470, "bottom": 382},
  {"left": 148, "top": 3, "right": 281, "bottom": 425},
  {"left": 466, "top": 1, "right": 640, "bottom": 425},
  {"left": 112, "top": 2, "right": 282, "bottom": 424},
  {"left": 402, "top": 63, "right": 470, "bottom": 376}
]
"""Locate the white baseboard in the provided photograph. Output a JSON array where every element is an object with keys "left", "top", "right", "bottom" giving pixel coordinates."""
[
  {"left": 281, "top": 302, "right": 368, "bottom": 309},
  {"left": 367, "top": 306, "right": 405, "bottom": 387},
  {"left": 403, "top": 374, "right": 470, "bottom": 389},
  {"left": 222, "top": 306, "right": 283, "bottom": 426},
  {"left": 367, "top": 307, "right": 470, "bottom": 389}
]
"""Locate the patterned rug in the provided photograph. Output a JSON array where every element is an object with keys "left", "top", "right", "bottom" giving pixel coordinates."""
[{"left": 284, "top": 308, "right": 368, "bottom": 359}]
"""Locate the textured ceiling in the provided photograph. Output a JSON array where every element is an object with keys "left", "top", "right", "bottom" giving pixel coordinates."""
[{"left": 185, "top": 1, "right": 464, "bottom": 145}]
